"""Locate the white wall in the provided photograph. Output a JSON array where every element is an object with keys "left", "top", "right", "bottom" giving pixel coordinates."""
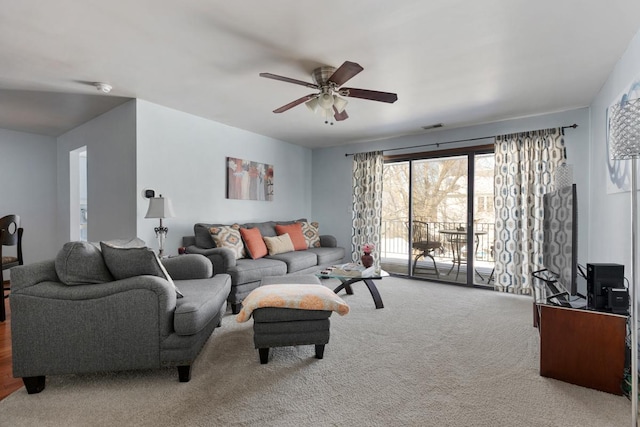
[
  {"left": 135, "top": 100, "right": 313, "bottom": 255},
  {"left": 0, "top": 128, "right": 57, "bottom": 265},
  {"left": 57, "top": 100, "right": 137, "bottom": 244},
  {"left": 311, "top": 108, "right": 591, "bottom": 262},
  {"left": 589, "top": 28, "right": 640, "bottom": 270}
]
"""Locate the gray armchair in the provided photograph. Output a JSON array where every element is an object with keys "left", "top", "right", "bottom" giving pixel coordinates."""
[{"left": 10, "top": 247, "right": 231, "bottom": 394}]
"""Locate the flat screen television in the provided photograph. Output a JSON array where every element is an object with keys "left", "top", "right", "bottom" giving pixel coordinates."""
[{"left": 542, "top": 183, "right": 578, "bottom": 297}]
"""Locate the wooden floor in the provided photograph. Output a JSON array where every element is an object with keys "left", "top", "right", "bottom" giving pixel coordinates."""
[{"left": 0, "top": 289, "right": 23, "bottom": 400}]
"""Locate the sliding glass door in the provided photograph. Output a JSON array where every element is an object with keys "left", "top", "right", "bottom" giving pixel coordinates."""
[{"left": 380, "top": 148, "right": 494, "bottom": 287}]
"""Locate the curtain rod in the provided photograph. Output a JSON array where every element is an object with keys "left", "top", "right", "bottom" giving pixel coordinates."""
[{"left": 344, "top": 123, "right": 578, "bottom": 157}]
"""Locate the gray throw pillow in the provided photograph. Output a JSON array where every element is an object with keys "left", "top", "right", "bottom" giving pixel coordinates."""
[
  {"left": 100, "top": 241, "right": 183, "bottom": 298},
  {"left": 55, "top": 241, "right": 114, "bottom": 285}
]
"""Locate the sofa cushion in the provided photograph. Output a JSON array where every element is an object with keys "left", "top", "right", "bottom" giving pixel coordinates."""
[
  {"left": 307, "top": 247, "right": 346, "bottom": 265},
  {"left": 209, "top": 224, "right": 245, "bottom": 259},
  {"left": 55, "top": 241, "right": 113, "bottom": 285},
  {"left": 300, "top": 221, "right": 321, "bottom": 248},
  {"left": 173, "top": 274, "right": 231, "bottom": 336},
  {"left": 194, "top": 223, "right": 216, "bottom": 249},
  {"left": 241, "top": 221, "right": 277, "bottom": 238},
  {"left": 240, "top": 227, "right": 268, "bottom": 259},
  {"left": 228, "top": 258, "right": 288, "bottom": 285},
  {"left": 275, "top": 223, "right": 307, "bottom": 251},
  {"left": 263, "top": 234, "right": 295, "bottom": 255},
  {"left": 100, "top": 241, "right": 183, "bottom": 298},
  {"left": 267, "top": 250, "right": 318, "bottom": 273}
]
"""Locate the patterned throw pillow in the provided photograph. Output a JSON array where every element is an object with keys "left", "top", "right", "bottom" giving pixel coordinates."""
[
  {"left": 209, "top": 224, "right": 246, "bottom": 259},
  {"left": 300, "top": 221, "right": 321, "bottom": 248}
]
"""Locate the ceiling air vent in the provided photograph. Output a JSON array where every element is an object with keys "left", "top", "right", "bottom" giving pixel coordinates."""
[{"left": 422, "top": 123, "right": 443, "bottom": 130}]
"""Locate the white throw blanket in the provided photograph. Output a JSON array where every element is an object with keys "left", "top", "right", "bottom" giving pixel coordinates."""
[{"left": 236, "top": 284, "right": 350, "bottom": 322}]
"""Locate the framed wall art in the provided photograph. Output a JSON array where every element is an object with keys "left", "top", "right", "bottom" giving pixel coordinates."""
[{"left": 226, "top": 157, "right": 274, "bottom": 201}]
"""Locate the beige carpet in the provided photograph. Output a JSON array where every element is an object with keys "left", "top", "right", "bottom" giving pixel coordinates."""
[{"left": 0, "top": 277, "right": 631, "bottom": 426}]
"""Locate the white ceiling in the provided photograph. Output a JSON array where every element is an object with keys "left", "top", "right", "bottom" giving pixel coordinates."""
[{"left": 2, "top": 1, "right": 640, "bottom": 148}]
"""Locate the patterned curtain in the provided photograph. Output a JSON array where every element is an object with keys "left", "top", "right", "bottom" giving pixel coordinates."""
[
  {"left": 494, "top": 128, "right": 566, "bottom": 294},
  {"left": 351, "top": 151, "right": 384, "bottom": 266}
]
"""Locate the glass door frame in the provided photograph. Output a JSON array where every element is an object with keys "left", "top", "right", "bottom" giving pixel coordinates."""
[{"left": 384, "top": 144, "right": 494, "bottom": 287}]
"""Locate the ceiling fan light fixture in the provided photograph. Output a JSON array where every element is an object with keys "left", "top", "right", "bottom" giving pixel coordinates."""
[
  {"left": 333, "top": 95, "right": 348, "bottom": 113},
  {"left": 305, "top": 97, "right": 319, "bottom": 112},
  {"left": 317, "top": 92, "right": 334, "bottom": 109},
  {"left": 319, "top": 106, "right": 335, "bottom": 125}
]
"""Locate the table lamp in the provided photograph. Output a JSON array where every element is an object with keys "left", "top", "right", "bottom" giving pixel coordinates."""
[
  {"left": 609, "top": 97, "right": 640, "bottom": 425},
  {"left": 144, "top": 194, "right": 175, "bottom": 257}
]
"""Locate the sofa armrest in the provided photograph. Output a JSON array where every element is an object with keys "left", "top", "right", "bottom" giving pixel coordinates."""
[
  {"left": 162, "top": 254, "right": 212, "bottom": 280},
  {"left": 10, "top": 260, "right": 59, "bottom": 293},
  {"left": 185, "top": 246, "right": 236, "bottom": 274},
  {"left": 320, "top": 235, "right": 337, "bottom": 248}
]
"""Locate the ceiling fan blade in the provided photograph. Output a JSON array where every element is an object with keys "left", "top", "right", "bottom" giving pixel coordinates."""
[
  {"left": 333, "top": 106, "right": 349, "bottom": 121},
  {"left": 259, "top": 73, "right": 319, "bottom": 89},
  {"left": 342, "top": 87, "right": 398, "bottom": 103},
  {"left": 272, "top": 94, "right": 316, "bottom": 113},
  {"left": 328, "top": 61, "right": 363, "bottom": 86}
]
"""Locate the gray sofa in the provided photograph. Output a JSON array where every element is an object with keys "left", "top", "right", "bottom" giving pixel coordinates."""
[
  {"left": 10, "top": 242, "right": 231, "bottom": 394},
  {"left": 184, "top": 219, "right": 345, "bottom": 314}
]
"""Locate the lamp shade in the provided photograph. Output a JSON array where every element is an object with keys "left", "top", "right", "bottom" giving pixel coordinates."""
[
  {"left": 609, "top": 98, "right": 640, "bottom": 160},
  {"left": 305, "top": 97, "right": 319, "bottom": 113},
  {"left": 145, "top": 195, "right": 175, "bottom": 219},
  {"left": 333, "top": 95, "right": 348, "bottom": 113}
]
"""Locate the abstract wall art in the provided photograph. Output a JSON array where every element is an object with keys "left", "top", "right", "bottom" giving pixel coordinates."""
[{"left": 226, "top": 157, "right": 274, "bottom": 201}]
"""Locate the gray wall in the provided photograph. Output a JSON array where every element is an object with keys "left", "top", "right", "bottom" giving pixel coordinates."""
[
  {"left": 311, "top": 108, "right": 591, "bottom": 263},
  {"left": 588, "top": 28, "right": 640, "bottom": 269},
  {"left": 57, "top": 100, "right": 137, "bottom": 243},
  {"left": 0, "top": 128, "right": 57, "bottom": 266},
  {"left": 135, "top": 100, "right": 313, "bottom": 255}
]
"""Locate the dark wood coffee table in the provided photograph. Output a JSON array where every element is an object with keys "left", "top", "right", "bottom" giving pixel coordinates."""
[{"left": 317, "top": 273, "right": 384, "bottom": 309}]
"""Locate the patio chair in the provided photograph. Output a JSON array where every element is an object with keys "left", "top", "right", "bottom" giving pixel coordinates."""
[{"left": 411, "top": 221, "right": 442, "bottom": 278}]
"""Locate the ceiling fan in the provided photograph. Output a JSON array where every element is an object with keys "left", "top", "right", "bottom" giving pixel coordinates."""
[{"left": 259, "top": 61, "right": 398, "bottom": 124}]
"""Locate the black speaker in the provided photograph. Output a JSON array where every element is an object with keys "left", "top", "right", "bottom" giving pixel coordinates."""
[
  {"left": 587, "top": 263, "right": 625, "bottom": 311},
  {"left": 609, "top": 288, "right": 629, "bottom": 314}
]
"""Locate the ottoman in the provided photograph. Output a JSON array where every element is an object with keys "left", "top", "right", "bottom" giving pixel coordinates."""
[{"left": 239, "top": 275, "right": 349, "bottom": 364}]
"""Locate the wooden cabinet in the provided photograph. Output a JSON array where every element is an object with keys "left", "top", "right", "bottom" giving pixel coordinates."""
[{"left": 536, "top": 304, "right": 627, "bottom": 395}]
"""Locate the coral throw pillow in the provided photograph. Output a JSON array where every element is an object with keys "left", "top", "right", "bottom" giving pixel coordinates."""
[
  {"left": 240, "top": 227, "right": 268, "bottom": 259},
  {"left": 275, "top": 223, "right": 307, "bottom": 251}
]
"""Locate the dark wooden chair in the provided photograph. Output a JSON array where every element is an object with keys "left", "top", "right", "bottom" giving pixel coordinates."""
[
  {"left": 411, "top": 221, "right": 442, "bottom": 278},
  {"left": 1, "top": 215, "right": 24, "bottom": 322}
]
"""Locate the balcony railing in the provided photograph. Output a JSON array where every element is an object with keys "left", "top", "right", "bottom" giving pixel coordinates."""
[{"left": 380, "top": 219, "right": 495, "bottom": 262}]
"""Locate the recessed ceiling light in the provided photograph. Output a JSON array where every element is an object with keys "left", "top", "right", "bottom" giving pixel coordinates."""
[{"left": 93, "top": 82, "right": 112, "bottom": 93}]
